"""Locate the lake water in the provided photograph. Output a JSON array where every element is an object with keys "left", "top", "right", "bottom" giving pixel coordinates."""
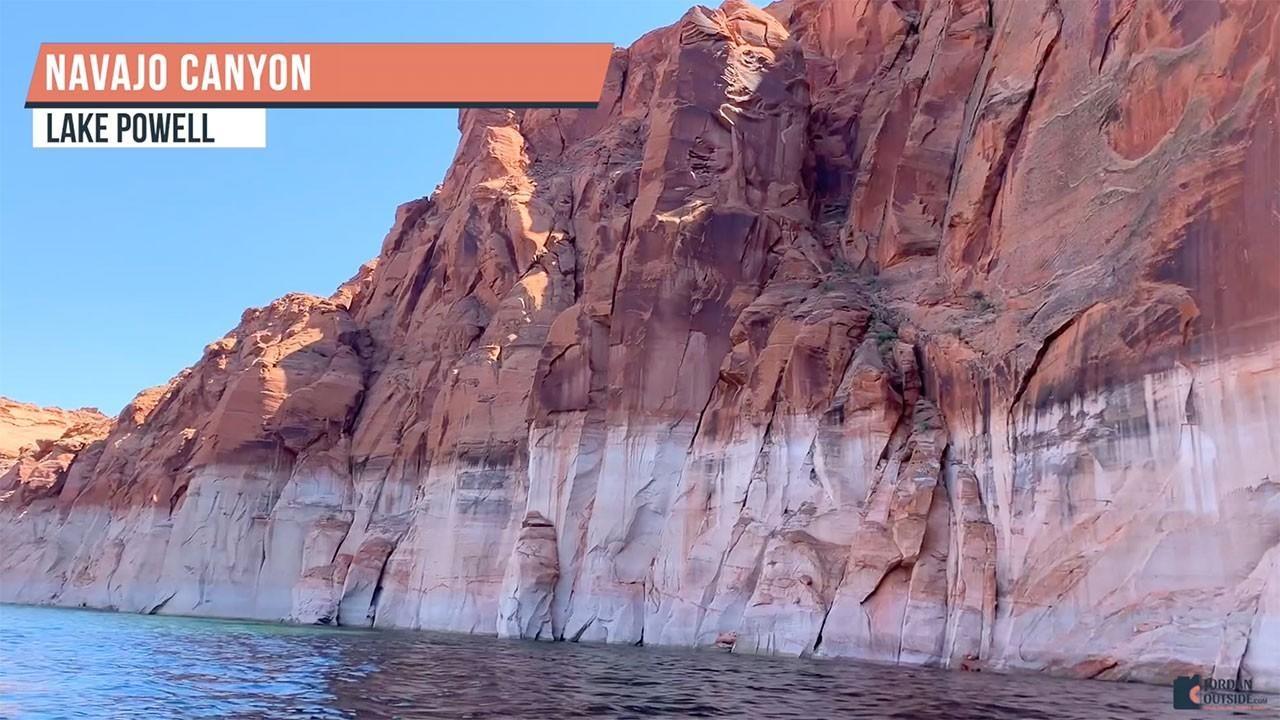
[{"left": 0, "top": 604, "right": 1188, "bottom": 719}]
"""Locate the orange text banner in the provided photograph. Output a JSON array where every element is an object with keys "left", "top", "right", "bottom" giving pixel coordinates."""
[{"left": 26, "top": 43, "right": 613, "bottom": 107}]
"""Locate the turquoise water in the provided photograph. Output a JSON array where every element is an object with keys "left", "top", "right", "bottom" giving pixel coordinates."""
[{"left": 0, "top": 604, "right": 1185, "bottom": 719}]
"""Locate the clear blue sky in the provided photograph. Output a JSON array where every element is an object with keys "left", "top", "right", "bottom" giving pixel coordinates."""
[{"left": 0, "top": 1, "right": 691, "bottom": 414}]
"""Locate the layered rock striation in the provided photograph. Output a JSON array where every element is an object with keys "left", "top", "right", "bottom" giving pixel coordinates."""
[{"left": 2, "top": 0, "right": 1277, "bottom": 689}]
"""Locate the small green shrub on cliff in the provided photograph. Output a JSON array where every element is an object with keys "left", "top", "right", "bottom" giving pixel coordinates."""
[
  {"left": 969, "top": 289, "right": 996, "bottom": 313},
  {"left": 874, "top": 326, "right": 898, "bottom": 346}
]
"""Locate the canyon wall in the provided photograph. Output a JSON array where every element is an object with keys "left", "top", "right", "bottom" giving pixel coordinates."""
[
  {"left": 0, "top": 399, "right": 107, "bottom": 476},
  {"left": 2, "top": 0, "right": 1277, "bottom": 689}
]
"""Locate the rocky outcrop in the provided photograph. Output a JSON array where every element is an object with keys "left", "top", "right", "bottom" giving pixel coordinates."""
[
  {"left": 2, "top": 0, "right": 1277, "bottom": 691},
  {"left": 498, "top": 511, "right": 559, "bottom": 640},
  {"left": 0, "top": 399, "right": 108, "bottom": 477}
]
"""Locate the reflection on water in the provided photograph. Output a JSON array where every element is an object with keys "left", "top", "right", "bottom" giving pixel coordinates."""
[{"left": 0, "top": 604, "right": 1186, "bottom": 719}]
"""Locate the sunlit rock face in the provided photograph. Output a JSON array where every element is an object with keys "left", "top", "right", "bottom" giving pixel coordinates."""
[
  {"left": 0, "top": 399, "right": 109, "bottom": 478},
  {"left": 2, "top": 0, "right": 1277, "bottom": 690}
]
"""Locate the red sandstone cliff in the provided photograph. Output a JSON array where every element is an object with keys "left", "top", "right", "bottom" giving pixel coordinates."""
[
  {"left": 2, "top": 0, "right": 1277, "bottom": 690},
  {"left": 0, "top": 399, "right": 109, "bottom": 487}
]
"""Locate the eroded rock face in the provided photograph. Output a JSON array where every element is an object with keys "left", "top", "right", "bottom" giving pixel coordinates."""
[
  {"left": 0, "top": 400, "right": 110, "bottom": 498},
  {"left": 2, "top": 0, "right": 1277, "bottom": 691},
  {"left": 497, "top": 511, "right": 559, "bottom": 640}
]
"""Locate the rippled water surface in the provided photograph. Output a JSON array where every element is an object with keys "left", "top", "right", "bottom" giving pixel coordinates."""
[{"left": 1, "top": 604, "right": 1193, "bottom": 719}]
